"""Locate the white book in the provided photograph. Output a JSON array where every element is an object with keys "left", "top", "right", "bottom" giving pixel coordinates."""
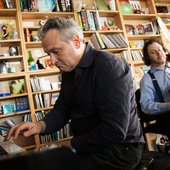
[
  {"left": 30, "top": 78, "right": 37, "bottom": 92},
  {"left": 34, "top": 94, "right": 41, "bottom": 108},
  {"left": 38, "top": 77, "right": 51, "bottom": 91},
  {"left": 33, "top": 76, "right": 41, "bottom": 91},
  {"left": 38, "top": 94, "right": 44, "bottom": 108},
  {"left": 43, "top": 93, "right": 50, "bottom": 107},
  {"left": 51, "top": 82, "right": 59, "bottom": 90}
]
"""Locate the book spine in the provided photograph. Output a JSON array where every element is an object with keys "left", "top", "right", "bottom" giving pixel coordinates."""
[
  {"left": 77, "top": 12, "right": 83, "bottom": 30},
  {"left": 96, "top": 32, "right": 105, "bottom": 49},
  {"left": 80, "top": 10, "right": 89, "bottom": 31}
]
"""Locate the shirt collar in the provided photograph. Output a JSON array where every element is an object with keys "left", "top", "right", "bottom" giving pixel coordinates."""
[
  {"left": 76, "top": 43, "right": 93, "bottom": 69},
  {"left": 150, "top": 63, "right": 170, "bottom": 73}
]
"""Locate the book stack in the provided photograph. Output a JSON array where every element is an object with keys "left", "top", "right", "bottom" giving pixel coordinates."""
[{"left": 90, "top": 33, "right": 128, "bottom": 50}]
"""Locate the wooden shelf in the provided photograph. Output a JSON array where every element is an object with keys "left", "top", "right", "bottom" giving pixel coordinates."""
[
  {"left": 0, "top": 55, "right": 23, "bottom": 61},
  {"left": 0, "top": 72, "right": 26, "bottom": 80},
  {"left": 25, "top": 41, "right": 42, "bottom": 48},
  {"left": 0, "top": 9, "right": 17, "bottom": 16},
  {"left": 157, "top": 13, "right": 170, "bottom": 18},
  {"left": 104, "top": 47, "right": 128, "bottom": 52},
  {"left": 0, "top": 93, "right": 28, "bottom": 101},
  {"left": 83, "top": 30, "right": 124, "bottom": 37},
  {"left": 32, "top": 89, "right": 60, "bottom": 95},
  {"left": 0, "top": 39, "right": 21, "bottom": 44},
  {"left": 123, "top": 14, "right": 157, "bottom": 20},
  {"left": 0, "top": 110, "right": 31, "bottom": 118},
  {"left": 21, "top": 12, "right": 75, "bottom": 19},
  {"left": 29, "top": 69, "right": 60, "bottom": 76},
  {"left": 127, "top": 34, "right": 161, "bottom": 40}
]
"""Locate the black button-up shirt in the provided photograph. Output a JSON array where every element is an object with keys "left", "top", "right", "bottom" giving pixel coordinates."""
[{"left": 43, "top": 43, "right": 144, "bottom": 152}]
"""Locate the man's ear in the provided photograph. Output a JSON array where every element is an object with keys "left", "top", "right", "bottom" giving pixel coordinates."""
[{"left": 72, "top": 35, "right": 81, "bottom": 48}]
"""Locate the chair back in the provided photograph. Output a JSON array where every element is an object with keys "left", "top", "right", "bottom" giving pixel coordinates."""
[
  {"left": 135, "top": 89, "right": 156, "bottom": 122},
  {"left": 135, "top": 89, "right": 158, "bottom": 133}
]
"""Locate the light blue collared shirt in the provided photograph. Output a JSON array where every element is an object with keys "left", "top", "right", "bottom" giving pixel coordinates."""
[{"left": 140, "top": 63, "right": 170, "bottom": 115}]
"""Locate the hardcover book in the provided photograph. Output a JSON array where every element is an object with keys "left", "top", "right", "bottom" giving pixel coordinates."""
[
  {"left": 15, "top": 97, "right": 29, "bottom": 112},
  {"left": 2, "top": 103, "right": 16, "bottom": 114},
  {"left": 4, "top": 119, "right": 16, "bottom": 127},
  {"left": 143, "top": 22, "right": 155, "bottom": 34},
  {"left": 0, "top": 20, "right": 18, "bottom": 40},
  {"left": 120, "top": 0, "right": 133, "bottom": 14},
  {"left": 125, "top": 24, "right": 134, "bottom": 35},
  {"left": 134, "top": 24, "right": 145, "bottom": 35},
  {"left": 0, "top": 81, "right": 10, "bottom": 97},
  {"left": 9, "top": 79, "right": 25, "bottom": 95},
  {"left": 50, "top": 92, "right": 59, "bottom": 106}
]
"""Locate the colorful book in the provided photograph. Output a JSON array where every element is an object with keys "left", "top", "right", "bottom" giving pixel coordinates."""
[
  {"left": 4, "top": 119, "right": 16, "bottom": 127},
  {"left": 9, "top": 79, "right": 25, "bottom": 95},
  {"left": 0, "top": 81, "right": 10, "bottom": 97},
  {"left": 120, "top": 0, "right": 133, "bottom": 14},
  {"left": 96, "top": 0, "right": 109, "bottom": 10},
  {"left": 2, "top": 103, "right": 16, "bottom": 114},
  {"left": 15, "top": 97, "right": 29, "bottom": 112},
  {"left": 125, "top": 24, "right": 134, "bottom": 35},
  {"left": 50, "top": 92, "right": 59, "bottom": 105},
  {"left": 0, "top": 20, "right": 18, "bottom": 40}
]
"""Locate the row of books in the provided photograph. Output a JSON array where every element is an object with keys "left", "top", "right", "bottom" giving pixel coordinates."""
[
  {"left": 129, "top": 40, "right": 144, "bottom": 49},
  {"left": 35, "top": 111, "right": 72, "bottom": 144},
  {"left": 125, "top": 20, "right": 160, "bottom": 36},
  {"left": 115, "top": 50, "right": 143, "bottom": 62},
  {"left": 116, "top": 51, "right": 131, "bottom": 62},
  {"left": 0, "top": 0, "right": 13, "bottom": 9},
  {"left": 130, "top": 50, "right": 143, "bottom": 61},
  {"left": 34, "top": 92, "right": 59, "bottom": 109},
  {"left": 19, "top": 0, "right": 73, "bottom": 12},
  {"left": 23, "top": 113, "right": 32, "bottom": 122},
  {"left": 78, "top": 10, "right": 119, "bottom": 31},
  {"left": 30, "top": 76, "right": 61, "bottom": 92},
  {"left": 0, "top": 79, "right": 25, "bottom": 97},
  {"left": 31, "top": 76, "right": 60, "bottom": 109},
  {"left": 40, "top": 122, "right": 71, "bottom": 144},
  {"left": 0, "top": 114, "right": 31, "bottom": 136},
  {"left": 0, "top": 97, "right": 29, "bottom": 114},
  {"left": 90, "top": 33, "right": 128, "bottom": 50},
  {"left": 0, "top": 119, "right": 15, "bottom": 136}
]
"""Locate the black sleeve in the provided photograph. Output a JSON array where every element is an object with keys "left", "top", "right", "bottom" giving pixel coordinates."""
[{"left": 42, "top": 87, "right": 70, "bottom": 134}]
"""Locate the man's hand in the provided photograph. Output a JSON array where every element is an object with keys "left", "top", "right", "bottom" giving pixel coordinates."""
[{"left": 7, "top": 121, "right": 46, "bottom": 140}]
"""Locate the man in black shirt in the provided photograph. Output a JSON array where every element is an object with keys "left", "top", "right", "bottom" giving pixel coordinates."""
[{"left": 7, "top": 17, "right": 144, "bottom": 170}]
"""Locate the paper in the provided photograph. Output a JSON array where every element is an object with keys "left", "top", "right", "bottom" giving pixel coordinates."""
[{"left": 0, "top": 136, "right": 25, "bottom": 154}]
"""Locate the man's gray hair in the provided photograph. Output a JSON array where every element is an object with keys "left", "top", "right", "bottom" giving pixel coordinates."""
[{"left": 38, "top": 17, "right": 84, "bottom": 43}]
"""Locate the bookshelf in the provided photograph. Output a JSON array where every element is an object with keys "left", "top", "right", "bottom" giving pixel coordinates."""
[
  {"left": 0, "top": 0, "right": 76, "bottom": 150},
  {"left": 0, "top": 0, "right": 169, "bottom": 150}
]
